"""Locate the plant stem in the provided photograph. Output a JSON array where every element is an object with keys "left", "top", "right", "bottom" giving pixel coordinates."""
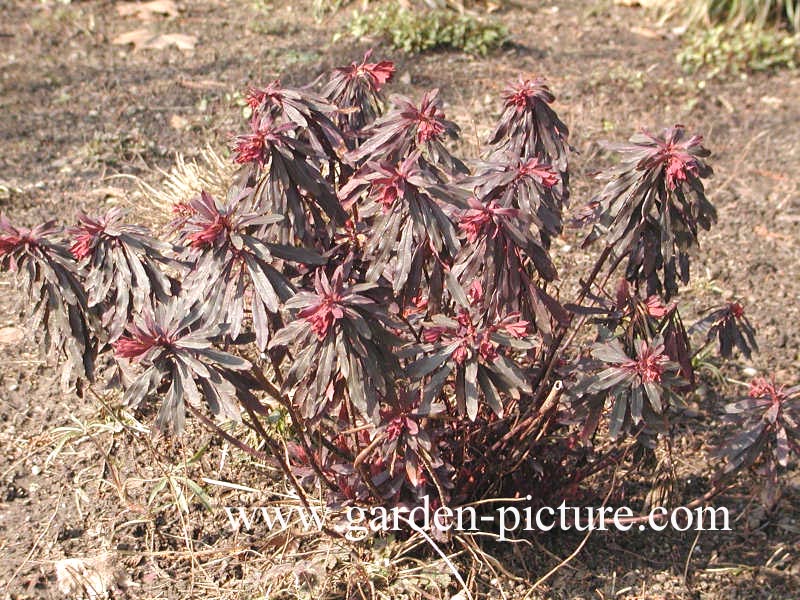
[{"left": 250, "top": 367, "right": 340, "bottom": 493}]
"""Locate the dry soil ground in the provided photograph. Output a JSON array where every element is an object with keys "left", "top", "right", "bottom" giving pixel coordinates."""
[{"left": 1, "top": 1, "right": 799, "bottom": 599}]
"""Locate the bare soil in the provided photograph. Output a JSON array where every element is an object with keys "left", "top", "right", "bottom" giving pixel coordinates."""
[{"left": 1, "top": 1, "right": 799, "bottom": 598}]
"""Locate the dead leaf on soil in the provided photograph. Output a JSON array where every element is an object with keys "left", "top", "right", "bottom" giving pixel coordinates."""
[
  {"left": 169, "top": 114, "right": 189, "bottom": 130},
  {"left": 615, "top": 0, "right": 672, "bottom": 6},
  {"left": 144, "top": 32, "right": 196, "bottom": 50},
  {"left": 754, "top": 224, "right": 795, "bottom": 244},
  {"left": 112, "top": 29, "right": 197, "bottom": 52},
  {"left": 178, "top": 78, "right": 227, "bottom": 90},
  {"left": 112, "top": 28, "right": 153, "bottom": 47},
  {"left": 55, "top": 553, "right": 130, "bottom": 599},
  {"left": 117, "top": 0, "right": 179, "bottom": 20},
  {"left": 0, "top": 326, "right": 24, "bottom": 345},
  {"left": 761, "top": 96, "right": 783, "bottom": 107},
  {"left": 630, "top": 26, "right": 664, "bottom": 39},
  {"left": 0, "top": 180, "right": 23, "bottom": 201},
  {"left": 89, "top": 186, "right": 128, "bottom": 201}
]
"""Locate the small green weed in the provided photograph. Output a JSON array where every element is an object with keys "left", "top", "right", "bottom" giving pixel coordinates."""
[
  {"left": 678, "top": 23, "right": 799, "bottom": 76},
  {"left": 346, "top": 5, "right": 509, "bottom": 56},
  {"left": 313, "top": 0, "right": 352, "bottom": 21}
]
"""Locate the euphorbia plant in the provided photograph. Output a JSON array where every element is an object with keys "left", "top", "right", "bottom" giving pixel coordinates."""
[
  {"left": 583, "top": 125, "right": 716, "bottom": 298},
  {"left": 245, "top": 78, "right": 347, "bottom": 162},
  {"left": 691, "top": 301, "right": 758, "bottom": 359},
  {"left": 579, "top": 336, "right": 682, "bottom": 439},
  {"left": 172, "top": 188, "right": 325, "bottom": 351},
  {"left": 409, "top": 281, "right": 536, "bottom": 421},
  {"left": 70, "top": 207, "right": 174, "bottom": 342},
  {"left": 268, "top": 265, "right": 402, "bottom": 423},
  {"left": 452, "top": 195, "right": 564, "bottom": 334},
  {"left": 233, "top": 111, "right": 345, "bottom": 244},
  {"left": 0, "top": 216, "right": 95, "bottom": 388},
  {"left": 718, "top": 377, "right": 800, "bottom": 505},
  {"left": 338, "top": 151, "right": 462, "bottom": 305},
  {"left": 349, "top": 88, "right": 467, "bottom": 175},
  {"left": 488, "top": 76, "right": 570, "bottom": 205},
  {"left": 2, "top": 53, "right": 797, "bottom": 522},
  {"left": 466, "top": 153, "right": 564, "bottom": 245},
  {"left": 322, "top": 49, "right": 395, "bottom": 135},
  {"left": 113, "top": 297, "right": 255, "bottom": 432}
]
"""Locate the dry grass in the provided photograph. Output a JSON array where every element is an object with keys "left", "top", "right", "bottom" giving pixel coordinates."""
[
  {"left": 118, "top": 145, "right": 235, "bottom": 231},
  {"left": 37, "top": 383, "right": 512, "bottom": 600}
]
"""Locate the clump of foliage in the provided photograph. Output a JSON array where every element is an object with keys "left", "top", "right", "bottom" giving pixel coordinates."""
[
  {"left": 347, "top": 4, "right": 509, "bottom": 56},
  {"left": 678, "top": 23, "right": 799, "bottom": 76},
  {"left": 669, "top": 0, "right": 800, "bottom": 76},
  {"left": 718, "top": 377, "right": 800, "bottom": 505},
  {"left": 113, "top": 297, "right": 255, "bottom": 432},
  {"left": 2, "top": 52, "right": 798, "bottom": 530},
  {"left": 0, "top": 217, "right": 95, "bottom": 389},
  {"left": 582, "top": 125, "right": 715, "bottom": 299},
  {"left": 70, "top": 207, "right": 174, "bottom": 342},
  {"left": 682, "top": 0, "right": 799, "bottom": 32},
  {"left": 322, "top": 49, "right": 396, "bottom": 134},
  {"left": 691, "top": 301, "right": 758, "bottom": 359}
]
